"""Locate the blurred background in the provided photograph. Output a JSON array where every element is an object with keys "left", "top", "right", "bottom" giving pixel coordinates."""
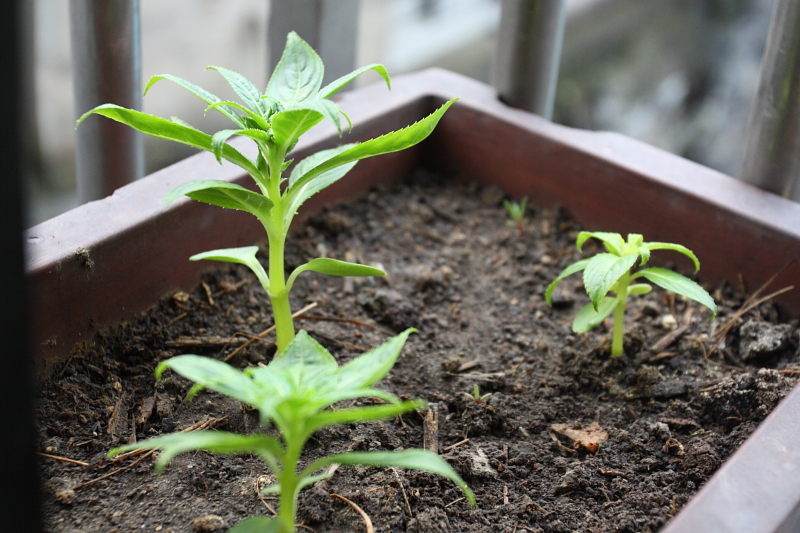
[{"left": 23, "top": 0, "right": 774, "bottom": 225}]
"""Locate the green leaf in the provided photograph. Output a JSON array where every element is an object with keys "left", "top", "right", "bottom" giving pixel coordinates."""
[
  {"left": 204, "top": 101, "right": 270, "bottom": 131},
  {"left": 641, "top": 242, "right": 701, "bottom": 272},
  {"left": 583, "top": 253, "right": 639, "bottom": 309},
  {"left": 634, "top": 268, "right": 717, "bottom": 318},
  {"left": 288, "top": 145, "right": 356, "bottom": 188},
  {"left": 164, "top": 180, "right": 272, "bottom": 220},
  {"left": 211, "top": 128, "right": 271, "bottom": 164},
  {"left": 572, "top": 297, "right": 618, "bottom": 334},
  {"left": 109, "top": 431, "right": 282, "bottom": 474},
  {"left": 319, "top": 64, "right": 391, "bottom": 98},
  {"left": 306, "top": 400, "right": 423, "bottom": 434},
  {"left": 337, "top": 329, "right": 416, "bottom": 389},
  {"left": 288, "top": 98, "right": 344, "bottom": 135},
  {"left": 76, "top": 104, "right": 259, "bottom": 177},
  {"left": 545, "top": 258, "right": 590, "bottom": 306},
  {"left": 286, "top": 258, "right": 385, "bottom": 292},
  {"left": 269, "top": 330, "right": 338, "bottom": 388},
  {"left": 206, "top": 66, "right": 267, "bottom": 116},
  {"left": 271, "top": 108, "right": 324, "bottom": 150},
  {"left": 286, "top": 99, "right": 458, "bottom": 198},
  {"left": 628, "top": 283, "right": 652, "bottom": 295},
  {"left": 144, "top": 74, "right": 243, "bottom": 127},
  {"left": 156, "top": 356, "right": 263, "bottom": 407},
  {"left": 266, "top": 31, "right": 324, "bottom": 106},
  {"left": 303, "top": 450, "right": 475, "bottom": 508},
  {"left": 190, "top": 246, "right": 269, "bottom": 291},
  {"left": 576, "top": 232, "right": 626, "bottom": 255},
  {"left": 283, "top": 145, "right": 359, "bottom": 227},
  {"left": 227, "top": 516, "right": 281, "bottom": 533}
]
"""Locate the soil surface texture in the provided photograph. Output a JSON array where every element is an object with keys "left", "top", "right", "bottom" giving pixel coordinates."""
[{"left": 38, "top": 172, "right": 800, "bottom": 533}]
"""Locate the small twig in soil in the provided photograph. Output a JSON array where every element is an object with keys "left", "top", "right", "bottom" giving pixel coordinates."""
[
  {"left": 201, "top": 281, "right": 215, "bottom": 306},
  {"left": 166, "top": 336, "right": 249, "bottom": 349},
  {"left": 296, "top": 314, "right": 394, "bottom": 336},
  {"left": 305, "top": 328, "right": 368, "bottom": 352},
  {"left": 445, "top": 497, "right": 465, "bottom": 508},
  {"left": 456, "top": 360, "right": 482, "bottom": 373},
  {"left": 392, "top": 468, "right": 413, "bottom": 518},
  {"left": 707, "top": 260, "right": 795, "bottom": 358},
  {"left": 647, "top": 352, "right": 676, "bottom": 364},
  {"left": 331, "top": 493, "right": 374, "bottom": 533},
  {"left": 223, "top": 302, "right": 318, "bottom": 362},
  {"left": 38, "top": 453, "right": 90, "bottom": 467},
  {"left": 503, "top": 485, "right": 509, "bottom": 506},
  {"left": 442, "top": 438, "right": 470, "bottom": 452},
  {"left": 708, "top": 284, "right": 794, "bottom": 358},
  {"left": 423, "top": 409, "right": 439, "bottom": 454},
  {"left": 169, "top": 312, "right": 188, "bottom": 324},
  {"left": 109, "top": 416, "right": 228, "bottom": 463},
  {"left": 598, "top": 469, "right": 629, "bottom": 477},
  {"left": 71, "top": 450, "right": 154, "bottom": 491}
]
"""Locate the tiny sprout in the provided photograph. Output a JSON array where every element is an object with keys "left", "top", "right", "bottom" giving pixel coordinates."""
[
  {"left": 503, "top": 196, "right": 528, "bottom": 233},
  {"left": 546, "top": 232, "right": 716, "bottom": 357},
  {"left": 463, "top": 384, "right": 493, "bottom": 405}
]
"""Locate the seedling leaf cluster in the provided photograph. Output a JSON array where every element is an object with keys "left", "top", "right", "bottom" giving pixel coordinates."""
[
  {"left": 547, "top": 232, "right": 716, "bottom": 357},
  {"left": 110, "top": 330, "right": 475, "bottom": 533},
  {"left": 77, "top": 31, "right": 457, "bottom": 354}
]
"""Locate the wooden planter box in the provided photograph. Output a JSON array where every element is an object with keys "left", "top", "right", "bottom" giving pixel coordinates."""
[{"left": 26, "top": 69, "right": 800, "bottom": 533}]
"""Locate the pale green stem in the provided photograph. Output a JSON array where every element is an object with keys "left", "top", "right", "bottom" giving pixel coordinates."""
[
  {"left": 611, "top": 273, "right": 631, "bottom": 357},
  {"left": 276, "top": 432, "right": 307, "bottom": 533},
  {"left": 266, "top": 148, "right": 295, "bottom": 353}
]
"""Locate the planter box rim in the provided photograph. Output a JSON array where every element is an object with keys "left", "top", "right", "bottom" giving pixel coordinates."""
[{"left": 26, "top": 67, "right": 800, "bottom": 533}]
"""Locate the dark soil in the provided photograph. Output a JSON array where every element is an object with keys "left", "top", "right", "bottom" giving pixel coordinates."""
[{"left": 38, "top": 172, "right": 800, "bottom": 533}]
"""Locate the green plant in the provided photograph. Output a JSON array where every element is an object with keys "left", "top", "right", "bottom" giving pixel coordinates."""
[
  {"left": 545, "top": 232, "right": 716, "bottom": 357},
  {"left": 463, "top": 384, "right": 492, "bottom": 405},
  {"left": 110, "top": 329, "right": 475, "bottom": 533},
  {"left": 503, "top": 196, "right": 528, "bottom": 233},
  {"left": 77, "top": 32, "right": 457, "bottom": 354}
]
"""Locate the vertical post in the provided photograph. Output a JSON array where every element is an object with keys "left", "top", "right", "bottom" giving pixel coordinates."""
[
  {"left": 0, "top": 0, "right": 42, "bottom": 531},
  {"left": 492, "top": 0, "right": 566, "bottom": 120},
  {"left": 740, "top": 0, "right": 800, "bottom": 201},
  {"left": 268, "top": 0, "right": 359, "bottom": 86},
  {"left": 70, "top": 0, "right": 143, "bottom": 203}
]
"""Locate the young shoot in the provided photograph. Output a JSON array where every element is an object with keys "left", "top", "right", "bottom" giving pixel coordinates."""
[
  {"left": 463, "top": 384, "right": 492, "bottom": 405},
  {"left": 110, "top": 330, "right": 475, "bottom": 533},
  {"left": 76, "top": 32, "right": 457, "bottom": 353},
  {"left": 503, "top": 196, "right": 528, "bottom": 233},
  {"left": 546, "top": 232, "right": 716, "bottom": 357}
]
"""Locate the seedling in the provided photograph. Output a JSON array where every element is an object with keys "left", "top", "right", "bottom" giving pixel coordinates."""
[
  {"left": 503, "top": 196, "right": 528, "bottom": 233},
  {"left": 110, "top": 329, "right": 475, "bottom": 533},
  {"left": 77, "top": 32, "right": 457, "bottom": 353},
  {"left": 463, "top": 384, "right": 492, "bottom": 405},
  {"left": 546, "top": 232, "right": 716, "bottom": 357}
]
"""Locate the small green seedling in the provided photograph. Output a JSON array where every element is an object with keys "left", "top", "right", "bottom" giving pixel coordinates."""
[
  {"left": 77, "top": 32, "right": 457, "bottom": 354},
  {"left": 463, "top": 384, "right": 492, "bottom": 405},
  {"left": 503, "top": 196, "right": 528, "bottom": 233},
  {"left": 546, "top": 232, "right": 716, "bottom": 357},
  {"left": 110, "top": 330, "right": 475, "bottom": 533}
]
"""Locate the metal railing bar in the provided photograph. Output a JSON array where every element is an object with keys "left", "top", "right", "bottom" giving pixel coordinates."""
[
  {"left": 268, "top": 0, "right": 359, "bottom": 87},
  {"left": 0, "top": 0, "right": 43, "bottom": 531},
  {"left": 740, "top": 0, "right": 800, "bottom": 201},
  {"left": 492, "top": 0, "right": 566, "bottom": 119},
  {"left": 69, "top": 0, "right": 144, "bottom": 203}
]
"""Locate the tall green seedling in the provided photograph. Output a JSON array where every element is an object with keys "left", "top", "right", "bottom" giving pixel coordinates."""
[
  {"left": 77, "top": 32, "right": 457, "bottom": 353},
  {"left": 546, "top": 232, "right": 716, "bottom": 357},
  {"left": 110, "top": 330, "right": 475, "bottom": 533}
]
